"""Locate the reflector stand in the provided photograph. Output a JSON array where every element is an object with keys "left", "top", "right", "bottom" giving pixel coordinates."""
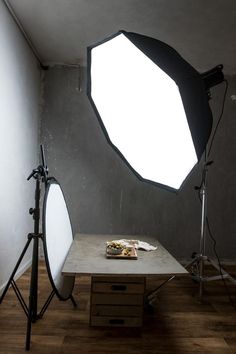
[{"left": 0, "top": 146, "right": 76, "bottom": 350}]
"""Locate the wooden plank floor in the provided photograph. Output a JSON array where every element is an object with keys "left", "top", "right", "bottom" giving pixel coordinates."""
[{"left": 0, "top": 262, "right": 235, "bottom": 353}]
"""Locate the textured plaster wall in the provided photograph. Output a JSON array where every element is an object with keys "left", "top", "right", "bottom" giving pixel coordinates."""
[
  {"left": 0, "top": 0, "right": 41, "bottom": 292},
  {"left": 41, "top": 66, "right": 236, "bottom": 261}
]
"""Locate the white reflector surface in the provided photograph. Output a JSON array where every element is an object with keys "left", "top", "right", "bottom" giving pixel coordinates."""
[
  {"left": 44, "top": 183, "right": 74, "bottom": 299},
  {"left": 90, "top": 33, "right": 198, "bottom": 189}
]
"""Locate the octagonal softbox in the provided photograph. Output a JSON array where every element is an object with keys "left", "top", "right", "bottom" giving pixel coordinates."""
[{"left": 87, "top": 30, "right": 213, "bottom": 191}]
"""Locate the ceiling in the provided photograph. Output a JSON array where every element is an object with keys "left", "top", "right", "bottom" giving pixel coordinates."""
[{"left": 6, "top": 0, "right": 236, "bottom": 74}]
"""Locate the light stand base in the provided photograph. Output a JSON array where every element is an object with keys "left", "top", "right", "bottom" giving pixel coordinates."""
[{"left": 186, "top": 254, "right": 236, "bottom": 300}]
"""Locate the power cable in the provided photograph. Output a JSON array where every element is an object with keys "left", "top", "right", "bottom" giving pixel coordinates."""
[
  {"left": 207, "top": 79, "right": 228, "bottom": 158},
  {"left": 206, "top": 216, "right": 235, "bottom": 307}
]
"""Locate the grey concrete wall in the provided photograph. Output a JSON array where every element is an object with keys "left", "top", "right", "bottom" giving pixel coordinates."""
[
  {"left": 0, "top": 0, "right": 41, "bottom": 292},
  {"left": 41, "top": 66, "right": 236, "bottom": 261}
]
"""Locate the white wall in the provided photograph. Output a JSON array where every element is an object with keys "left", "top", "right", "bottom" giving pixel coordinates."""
[{"left": 0, "top": 0, "right": 41, "bottom": 292}]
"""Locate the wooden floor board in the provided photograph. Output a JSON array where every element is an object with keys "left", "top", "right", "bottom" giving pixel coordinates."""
[{"left": 0, "top": 262, "right": 235, "bottom": 353}]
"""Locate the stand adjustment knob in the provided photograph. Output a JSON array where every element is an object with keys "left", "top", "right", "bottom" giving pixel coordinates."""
[{"left": 29, "top": 208, "right": 35, "bottom": 215}]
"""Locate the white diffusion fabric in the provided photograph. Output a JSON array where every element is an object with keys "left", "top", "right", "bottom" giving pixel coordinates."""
[
  {"left": 44, "top": 183, "right": 74, "bottom": 298},
  {"left": 91, "top": 33, "right": 198, "bottom": 189}
]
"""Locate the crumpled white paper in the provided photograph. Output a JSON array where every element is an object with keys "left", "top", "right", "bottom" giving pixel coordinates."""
[{"left": 109, "top": 239, "right": 157, "bottom": 251}]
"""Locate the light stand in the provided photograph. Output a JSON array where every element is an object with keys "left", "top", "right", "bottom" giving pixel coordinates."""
[
  {"left": 186, "top": 159, "right": 236, "bottom": 300},
  {"left": 87, "top": 31, "right": 235, "bottom": 302},
  {"left": 0, "top": 146, "right": 76, "bottom": 350},
  {"left": 0, "top": 165, "right": 51, "bottom": 350}
]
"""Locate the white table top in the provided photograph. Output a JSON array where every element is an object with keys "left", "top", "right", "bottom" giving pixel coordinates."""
[{"left": 62, "top": 234, "right": 187, "bottom": 277}]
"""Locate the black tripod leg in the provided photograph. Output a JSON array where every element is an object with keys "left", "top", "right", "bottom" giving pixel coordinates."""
[
  {"left": 0, "top": 237, "right": 32, "bottom": 304},
  {"left": 38, "top": 290, "right": 55, "bottom": 319},
  {"left": 11, "top": 280, "right": 29, "bottom": 317},
  {"left": 25, "top": 236, "right": 39, "bottom": 351}
]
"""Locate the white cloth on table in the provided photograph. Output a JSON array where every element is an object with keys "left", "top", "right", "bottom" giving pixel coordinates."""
[{"left": 108, "top": 239, "right": 157, "bottom": 251}]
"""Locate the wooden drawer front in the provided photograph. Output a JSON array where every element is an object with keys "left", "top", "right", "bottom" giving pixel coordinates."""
[
  {"left": 91, "top": 293, "right": 143, "bottom": 306},
  {"left": 90, "top": 316, "right": 143, "bottom": 327},
  {"left": 91, "top": 305, "right": 143, "bottom": 317},
  {"left": 92, "top": 282, "right": 144, "bottom": 294},
  {"left": 90, "top": 276, "right": 145, "bottom": 327}
]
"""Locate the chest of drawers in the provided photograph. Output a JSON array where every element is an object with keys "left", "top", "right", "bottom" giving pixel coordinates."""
[{"left": 90, "top": 276, "right": 145, "bottom": 327}]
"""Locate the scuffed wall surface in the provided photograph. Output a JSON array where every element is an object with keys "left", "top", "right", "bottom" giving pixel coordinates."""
[{"left": 41, "top": 66, "right": 236, "bottom": 260}]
